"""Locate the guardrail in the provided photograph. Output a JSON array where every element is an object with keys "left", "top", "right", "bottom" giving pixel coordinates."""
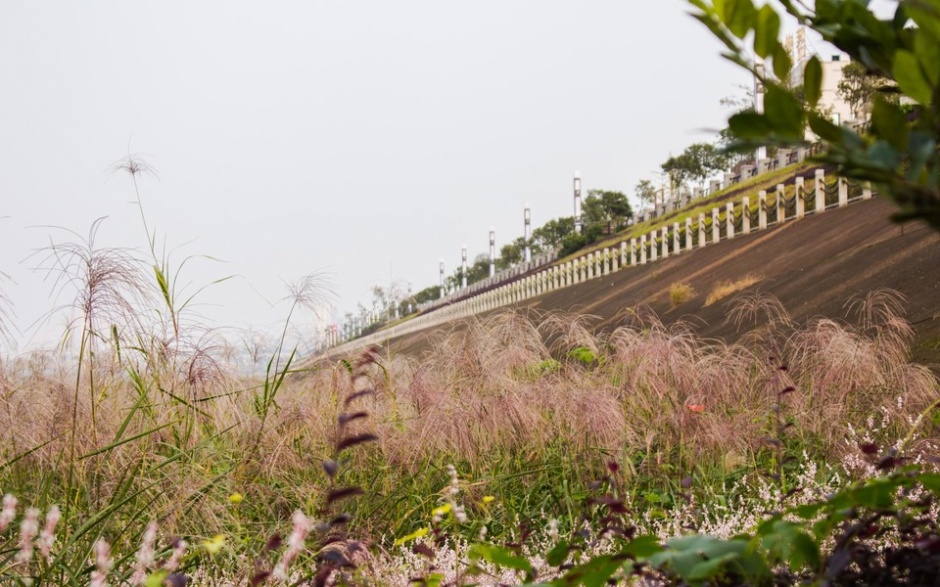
[{"left": 321, "top": 168, "right": 872, "bottom": 358}]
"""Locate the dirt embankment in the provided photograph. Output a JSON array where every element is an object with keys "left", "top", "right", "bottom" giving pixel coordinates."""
[{"left": 383, "top": 198, "right": 940, "bottom": 367}]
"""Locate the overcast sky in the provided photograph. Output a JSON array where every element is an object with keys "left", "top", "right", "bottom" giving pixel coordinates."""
[{"left": 1, "top": 1, "right": 762, "bottom": 350}]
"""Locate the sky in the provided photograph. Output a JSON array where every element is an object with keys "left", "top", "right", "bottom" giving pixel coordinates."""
[{"left": 0, "top": 1, "right": 762, "bottom": 350}]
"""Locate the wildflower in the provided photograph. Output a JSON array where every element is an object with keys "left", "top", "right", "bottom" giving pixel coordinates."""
[
  {"left": 228, "top": 492, "right": 243, "bottom": 506},
  {"left": 546, "top": 518, "right": 559, "bottom": 541},
  {"left": 16, "top": 507, "right": 39, "bottom": 565},
  {"left": 687, "top": 404, "right": 705, "bottom": 413},
  {"left": 130, "top": 522, "right": 158, "bottom": 586},
  {"left": 272, "top": 510, "right": 311, "bottom": 581},
  {"left": 481, "top": 495, "right": 496, "bottom": 504},
  {"left": 0, "top": 494, "right": 16, "bottom": 532},
  {"left": 446, "top": 464, "right": 460, "bottom": 496},
  {"left": 90, "top": 538, "right": 112, "bottom": 587},
  {"left": 201, "top": 534, "right": 226, "bottom": 556},
  {"left": 164, "top": 538, "right": 187, "bottom": 573},
  {"left": 38, "top": 505, "right": 60, "bottom": 561}
]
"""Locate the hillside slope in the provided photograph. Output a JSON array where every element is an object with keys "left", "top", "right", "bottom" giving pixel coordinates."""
[{"left": 381, "top": 198, "right": 940, "bottom": 367}]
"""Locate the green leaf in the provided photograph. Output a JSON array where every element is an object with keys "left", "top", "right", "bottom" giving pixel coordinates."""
[
  {"left": 546, "top": 541, "right": 570, "bottom": 567},
  {"left": 871, "top": 97, "right": 909, "bottom": 149},
  {"left": 906, "top": 3, "right": 940, "bottom": 43},
  {"left": 763, "top": 84, "right": 803, "bottom": 138},
  {"left": 894, "top": 49, "right": 933, "bottom": 104},
  {"left": 469, "top": 544, "right": 533, "bottom": 575},
  {"left": 914, "top": 29, "right": 940, "bottom": 87},
  {"left": 772, "top": 43, "right": 793, "bottom": 82},
  {"left": 727, "top": 0, "right": 757, "bottom": 39},
  {"left": 804, "top": 56, "right": 822, "bottom": 107},
  {"left": 729, "top": 111, "right": 772, "bottom": 140},
  {"left": 556, "top": 554, "right": 626, "bottom": 587},
  {"left": 809, "top": 112, "right": 842, "bottom": 143},
  {"left": 754, "top": 4, "right": 781, "bottom": 58},
  {"left": 919, "top": 473, "right": 940, "bottom": 494}
]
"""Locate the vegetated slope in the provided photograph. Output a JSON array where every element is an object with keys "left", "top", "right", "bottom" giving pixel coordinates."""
[{"left": 386, "top": 197, "right": 940, "bottom": 367}]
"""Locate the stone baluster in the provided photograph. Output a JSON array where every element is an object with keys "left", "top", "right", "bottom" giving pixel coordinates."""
[
  {"left": 795, "top": 177, "right": 805, "bottom": 219},
  {"left": 862, "top": 181, "right": 872, "bottom": 199},
  {"left": 759, "top": 190, "right": 768, "bottom": 230},
  {"left": 742, "top": 197, "right": 750, "bottom": 234},
  {"left": 712, "top": 207, "right": 720, "bottom": 243},
  {"left": 726, "top": 202, "right": 735, "bottom": 239},
  {"left": 662, "top": 226, "right": 669, "bottom": 258},
  {"left": 698, "top": 213, "right": 706, "bottom": 248},
  {"left": 776, "top": 184, "right": 786, "bottom": 224},
  {"left": 815, "top": 169, "right": 826, "bottom": 212},
  {"left": 838, "top": 176, "right": 848, "bottom": 207}
]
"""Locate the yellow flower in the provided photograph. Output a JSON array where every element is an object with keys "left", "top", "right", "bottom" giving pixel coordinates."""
[
  {"left": 393, "top": 527, "right": 430, "bottom": 547},
  {"left": 431, "top": 503, "right": 452, "bottom": 517},
  {"left": 228, "top": 492, "right": 244, "bottom": 505},
  {"left": 202, "top": 534, "right": 226, "bottom": 555},
  {"left": 482, "top": 495, "right": 496, "bottom": 504}
]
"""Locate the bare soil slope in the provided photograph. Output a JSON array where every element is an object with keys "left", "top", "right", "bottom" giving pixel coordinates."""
[{"left": 387, "top": 198, "right": 940, "bottom": 366}]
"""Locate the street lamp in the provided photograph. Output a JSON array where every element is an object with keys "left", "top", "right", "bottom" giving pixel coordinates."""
[
  {"left": 524, "top": 203, "right": 532, "bottom": 263},
  {"left": 489, "top": 227, "right": 496, "bottom": 277},
  {"left": 439, "top": 259, "right": 445, "bottom": 299},
  {"left": 461, "top": 245, "right": 468, "bottom": 289},
  {"left": 574, "top": 171, "right": 583, "bottom": 234}
]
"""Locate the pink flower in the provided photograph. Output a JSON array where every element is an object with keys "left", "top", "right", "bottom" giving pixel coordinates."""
[{"left": 687, "top": 404, "right": 705, "bottom": 413}]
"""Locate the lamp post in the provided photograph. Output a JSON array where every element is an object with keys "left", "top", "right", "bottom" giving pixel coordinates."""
[
  {"left": 574, "top": 171, "right": 583, "bottom": 234},
  {"left": 754, "top": 60, "right": 767, "bottom": 164},
  {"left": 439, "top": 259, "right": 445, "bottom": 299},
  {"left": 489, "top": 227, "right": 496, "bottom": 277},
  {"left": 524, "top": 203, "right": 532, "bottom": 263},
  {"left": 461, "top": 245, "right": 468, "bottom": 289}
]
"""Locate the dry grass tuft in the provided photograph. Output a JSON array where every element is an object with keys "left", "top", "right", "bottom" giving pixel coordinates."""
[
  {"left": 668, "top": 282, "right": 696, "bottom": 308},
  {"left": 705, "top": 274, "right": 763, "bottom": 306}
]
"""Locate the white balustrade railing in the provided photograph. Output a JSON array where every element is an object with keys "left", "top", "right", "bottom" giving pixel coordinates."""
[{"left": 321, "top": 168, "right": 875, "bottom": 358}]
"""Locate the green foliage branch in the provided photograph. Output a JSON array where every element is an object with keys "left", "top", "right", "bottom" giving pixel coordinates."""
[{"left": 687, "top": 0, "right": 940, "bottom": 229}]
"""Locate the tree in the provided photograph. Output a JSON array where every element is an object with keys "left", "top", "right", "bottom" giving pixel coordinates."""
[
  {"left": 582, "top": 190, "right": 633, "bottom": 224},
  {"left": 682, "top": 142, "right": 732, "bottom": 186},
  {"left": 662, "top": 154, "right": 695, "bottom": 195},
  {"left": 837, "top": 60, "right": 897, "bottom": 122},
  {"left": 635, "top": 179, "right": 658, "bottom": 209},
  {"left": 688, "top": 0, "right": 940, "bottom": 229},
  {"left": 531, "top": 217, "right": 575, "bottom": 252}
]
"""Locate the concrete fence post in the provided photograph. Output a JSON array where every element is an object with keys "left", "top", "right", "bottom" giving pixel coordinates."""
[
  {"left": 776, "top": 184, "right": 786, "bottom": 224},
  {"left": 662, "top": 227, "right": 670, "bottom": 258},
  {"left": 759, "top": 190, "right": 768, "bottom": 230},
  {"left": 795, "top": 177, "right": 805, "bottom": 219},
  {"left": 698, "top": 213, "right": 706, "bottom": 248},
  {"left": 651, "top": 231, "right": 659, "bottom": 261},
  {"left": 685, "top": 218, "right": 693, "bottom": 250},
  {"left": 815, "top": 169, "right": 826, "bottom": 212},
  {"left": 712, "top": 207, "right": 721, "bottom": 243},
  {"left": 862, "top": 181, "right": 872, "bottom": 199},
  {"left": 640, "top": 234, "right": 647, "bottom": 264},
  {"left": 673, "top": 222, "right": 680, "bottom": 253},
  {"left": 611, "top": 247, "right": 619, "bottom": 272},
  {"left": 726, "top": 202, "right": 735, "bottom": 239},
  {"left": 838, "top": 176, "right": 848, "bottom": 207},
  {"left": 742, "top": 197, "right": 751, "bottom": 234},
  {"left": 620, "top": 241, "right": 627, "bottom": 268}
]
